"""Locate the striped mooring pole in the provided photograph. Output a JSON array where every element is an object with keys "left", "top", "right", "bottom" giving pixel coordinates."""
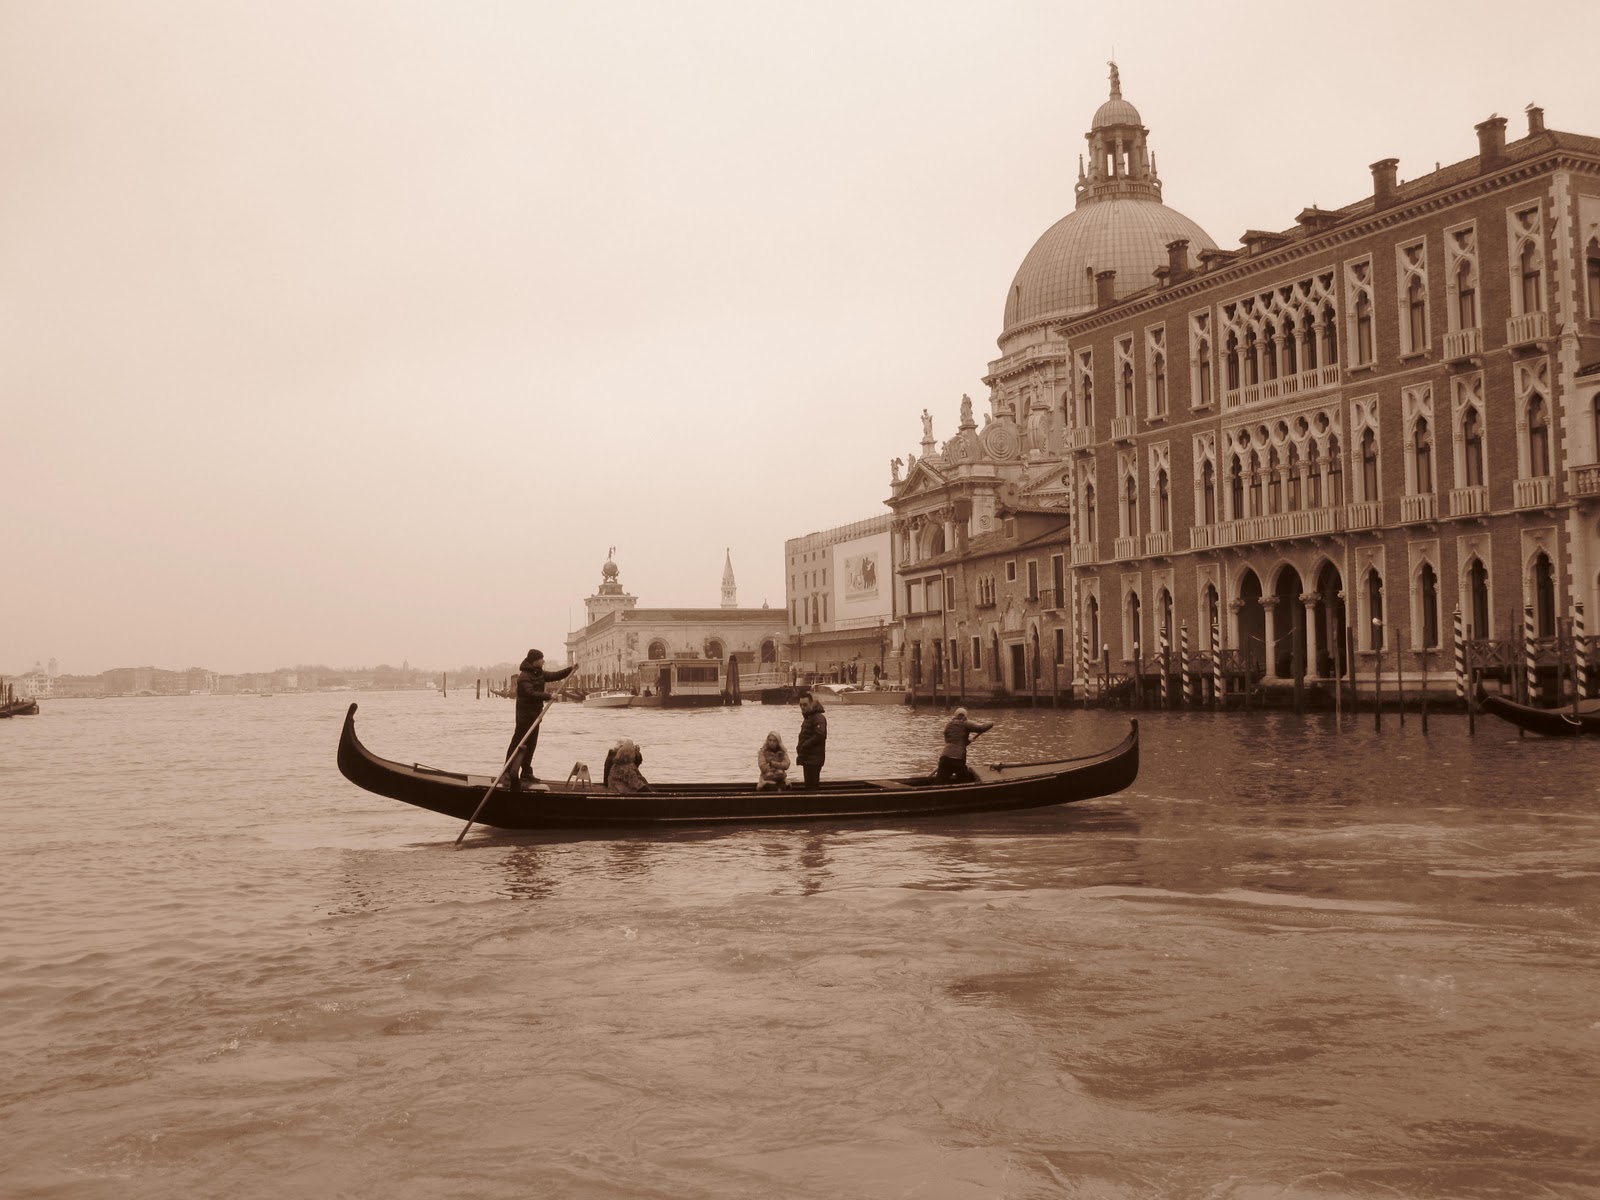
[
  {"left": 1212, "top": 620, "right": 1223, "bottom": 709},
  {"left": 1452, "top": 606, "right": 1466, "bottom": 703},
  {"left": 1180, "top": 620, "right": 1191, "bottom": 707},
  {"left": 1576, "top": 600, "right": 1590, "bottom": 698},
  {"left": 1158, "top": 628, "right": 1169, "bottom": 706},
  {"left": 1524, "top": 604, "right": 1538, "bottom": 702}
]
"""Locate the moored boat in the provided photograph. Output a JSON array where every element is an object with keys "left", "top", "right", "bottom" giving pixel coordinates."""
[
  {"left": 582, "top": 689, "right": 635, "bottom": 709},
  {"left": 335, "top": 702, "right": 1138, "bottom": 832},
  {"left": 1478, "top": 690, "right": 1600, "bottom": 737}
]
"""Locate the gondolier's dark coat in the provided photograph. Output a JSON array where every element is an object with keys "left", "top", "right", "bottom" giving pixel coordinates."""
[
  {"left": 796, "top": 697, "right": 827, "bottom": 766},
  {"left": 515, "top": 655, "right": 574, "bottom": 722}
]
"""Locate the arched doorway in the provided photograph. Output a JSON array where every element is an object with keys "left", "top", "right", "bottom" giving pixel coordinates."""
[
  {"left": 647, "top": 639, "right": 667, "bottom": 660},
  {"left": 1314, "top": 562, "right": 1347, "bottom": 679},
  {"left": 1127, "top": 592, "right": 1143, "bottom": 664},
  {"left": 1273, "top": 566, "right": 1306, "bottom": 680},
  {"left": 1466, "top": 559, "right": 1490, "bottom": 640},
  {"left": 1532, "top": 551, "right": 1557, "bottom": 637},
  {"left": 760, "top": 639, "right": 777, "bottom": 664},
  {"left": 1237, "top": 570, "right": 1266, "bottom": 671}
]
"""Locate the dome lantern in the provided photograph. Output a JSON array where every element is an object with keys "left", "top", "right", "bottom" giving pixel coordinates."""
[{"left": 998, "top": 63, "right": 1217, "bottom": 346}]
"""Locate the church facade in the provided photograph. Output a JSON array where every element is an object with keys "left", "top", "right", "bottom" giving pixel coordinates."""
[{"left": 891, "top": 66, "right": 1600, "bottom": 700}]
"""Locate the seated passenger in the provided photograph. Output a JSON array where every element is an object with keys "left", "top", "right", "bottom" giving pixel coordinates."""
[
  {"left": 607, "top": 738, "right": 650, "bottom": 793},
  {"left": 757, "top": 731, "right": 790, "bottom": 790}
]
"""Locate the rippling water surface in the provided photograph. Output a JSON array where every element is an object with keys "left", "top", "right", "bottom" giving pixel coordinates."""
[{"left": 4, "top": 692, "right": 1599, "bottom": 1198}]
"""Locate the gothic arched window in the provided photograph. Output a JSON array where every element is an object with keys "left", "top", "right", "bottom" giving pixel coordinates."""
[
  {"left": 1413, "top": 418, "right": 1433, "bottom": 494},
  {"left": 1463, "top": 407, "right": 1484, "bottom": 488},
  {"left": 1361, "top": 428, "right": 1379, "bottom": 502},
  {"left": 1419, "top": 563, "right": 1440, "bottom": 649},
  {"left": 1527, "top": 394, "right": 1550, "bottom": 477}
]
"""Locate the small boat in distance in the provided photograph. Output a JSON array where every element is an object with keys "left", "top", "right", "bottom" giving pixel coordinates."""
[
  {"left": 1478, "top": 689, "right": 1600, "bottom": 738},
  {"left": 582, "top": 689, "right": 635, "bottom": 709},
  {"left": 335, "top": 703, "right": 1139, "bottom": 833}
]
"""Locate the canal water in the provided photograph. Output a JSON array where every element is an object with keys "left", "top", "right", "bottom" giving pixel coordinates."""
[{"left": 3, "top": 692, "right": 1598, "bottom": 1198}]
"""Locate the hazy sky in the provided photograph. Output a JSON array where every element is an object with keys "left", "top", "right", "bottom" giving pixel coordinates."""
[{"left": 4, "top": 0, "right": 1596, "bottom": 675}]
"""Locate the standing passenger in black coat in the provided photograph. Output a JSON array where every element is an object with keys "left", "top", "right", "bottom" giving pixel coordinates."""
[
  {"left": 795, "top": 692, "right": 828, "bottom": 789},
  {"left": 506, "top": 649, "right": 574, "bottom": 784}
]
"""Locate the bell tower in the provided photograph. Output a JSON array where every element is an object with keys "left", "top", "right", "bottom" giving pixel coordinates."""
[{"left": 721, "top": 548, "right": 738, "bottom": 608}]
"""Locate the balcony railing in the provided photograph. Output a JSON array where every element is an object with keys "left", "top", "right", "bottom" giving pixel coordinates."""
[
  {"left": 1449, "top": 485, "right": 1489, "bottom": 517},
  {"left": 1514, "top": 475, "right": 1555, "bottom": 509},
  {"left": 1209, "top": 506, "right": 1341, "bottom": 547},
  {"left": 1189, "top": 525, "right": 1217, "bottom": 551},
  {"left": 1071, "top": 542, "right": 1097, "bottom": 565},
  {"left": 1400, "top": 493, "right": 1437, "bottom": 523},
  {"left": 1345, "top": 500, "right": 1380, "bottom": 529},
  {"left": 1506, "top": 310, "right": 1549, "bottom": 347},
  {"left": 1143, "top": 530, "right": 1172, "bottom": 556},
  {"left": 1112, "top": 535, "right": 1138, "bottom": 560},
  {"left": 1443, "top": 327, "right": 1481, "bottom": 361},
  {"left": 1222, "top": 363, "right": 1341, "bottom": 411},
  {"left": 1111, "top": 415, "right": 1136, "bottom": 442},
  {"left": 1570, "top": 463, "right": 1600, "bottom": 498},
  {"left": 1065, "top": 426, "right": 1094, "bottom": 452},
  {"left": 1036, "top": 587, "right": 1067, "bottom": 610}
]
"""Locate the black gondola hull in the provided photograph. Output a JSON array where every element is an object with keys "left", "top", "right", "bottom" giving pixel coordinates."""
[
  {"left": 336, "top": 703, "right": 1139, "bottom": 831},
  {"left": 1479, "top": 693, "right": 1600, "bottom": 738}
]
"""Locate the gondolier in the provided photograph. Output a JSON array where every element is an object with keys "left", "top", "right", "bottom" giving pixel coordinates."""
[
  {"left": 936, "top": 707, "right": 994, "bottom": 783},
  {"left": 507, "top": 649, "right": 574, "bottom": 784}
]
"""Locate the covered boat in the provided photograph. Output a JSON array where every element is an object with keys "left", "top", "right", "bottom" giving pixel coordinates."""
[
  {"left": 336, "top": 703, "right": 1138, "bottom": 832},
  {"left": 1478, "top": 691, "right": 1600, "bottom": 738}
]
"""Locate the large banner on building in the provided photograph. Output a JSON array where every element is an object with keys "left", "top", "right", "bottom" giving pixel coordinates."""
[{"left": 833, "top": 530, "right": 892, "bottom": 623}]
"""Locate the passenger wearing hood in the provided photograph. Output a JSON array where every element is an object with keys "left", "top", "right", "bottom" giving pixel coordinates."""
[
  {"left": 506, "top": 648, "right": 574, "bottom": 785},
  {"left": 607, "top": 739, "right": 650, "bottom": 793},
  {"left": 757, "top": 732, "right": 790, "bottom": 789},
  {"left": 795, "top": 691, "right": 827, "bottom": 789}
]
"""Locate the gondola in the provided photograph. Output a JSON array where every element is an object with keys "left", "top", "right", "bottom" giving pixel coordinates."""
[
  {"left": 336, "top": 702, "right": 1139, "bottom": 831},
  {"left": 1478, "top": 690, "right": 1600, "bottom": 738}
]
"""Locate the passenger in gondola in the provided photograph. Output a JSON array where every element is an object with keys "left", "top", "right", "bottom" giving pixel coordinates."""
[
  {"left": 796, "top": 690, "right": 827, "bottom": 789},
  {"left": 757, "top": 732, "right": 790, "bottom": 789},
  {"left": 603, "top": 739, "right": 645, "bottom": 787},
  {"left": 507, "top": 649, "right": 574, "bottom": 786},
  {"left": 936, "top": 707, "right": 993, "bottom": 783},
  {"left": 607, "top": 739, "right": 650, "bottom": 793}
]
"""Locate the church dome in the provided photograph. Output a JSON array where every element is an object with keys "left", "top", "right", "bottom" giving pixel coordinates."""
[
  {"left": 1002, "top": 199, "right": 1217, "bottom": 333},
  {"left": 998, "top": 64, "right": 1216, "bottom": 344},
  {"left": 1092, "top": 96, "right": 1142, "bottom": 129}
]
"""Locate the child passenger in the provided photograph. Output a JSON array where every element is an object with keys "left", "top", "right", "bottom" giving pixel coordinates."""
[{"left": 757, "top": 732, "right": 790, "bottom": 789}]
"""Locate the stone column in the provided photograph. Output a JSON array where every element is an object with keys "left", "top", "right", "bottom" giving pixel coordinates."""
[
  {"left": 1262, "top": 596, "right": 1281, "bottom": 679},
  {"left": 1229, "top": 599, "right": 1246, "bottom": 663},
  {"left": 1302, "top": 592, "right": 1321, "bottom": 677}
]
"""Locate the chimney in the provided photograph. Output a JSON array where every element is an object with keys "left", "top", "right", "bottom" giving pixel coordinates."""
[
  {"left": 1166, "top": 238, "right": 1189, "bottom": 278},
  {"left": 1526, "top": 105, "right": 1545, "bottom": 136},
  {"left": 1370, "top": 158, "right": 1399, "bottom": 210},
  {"left": 1094, "top": 269, "right": 1117, "bottom": 307},
  {"left": 1153, "top": 265, "right": 1171, "bottom": 290},
  {"left": 1476, "top": 116, "right": 1507, "bottom": 171}
]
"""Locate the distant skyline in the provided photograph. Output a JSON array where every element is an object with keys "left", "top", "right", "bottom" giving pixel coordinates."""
[{"left": 5, "top": 0, "right": 1596, "bottom": 676}]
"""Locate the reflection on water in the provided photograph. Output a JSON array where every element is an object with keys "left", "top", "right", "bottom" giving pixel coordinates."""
[{"left": 3, "top": 692, "right": 1599, "bottom": 1199}]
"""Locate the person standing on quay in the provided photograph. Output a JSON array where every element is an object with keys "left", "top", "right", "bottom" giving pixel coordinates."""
[
  {"left": 796, "top": 690, "right": 827, "bottom": 789},
  {"left": 507, "top": 649, "right": 573, "bottom": 785}
]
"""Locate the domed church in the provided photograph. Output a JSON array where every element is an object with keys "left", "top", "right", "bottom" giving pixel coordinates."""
[{"left": 885, "top": 66, "right": 1214, "bottom": 696}]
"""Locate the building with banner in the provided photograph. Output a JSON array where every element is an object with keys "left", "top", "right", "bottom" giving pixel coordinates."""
[{"left": 784, "top": 515, "right": 898, "bottom": 683}]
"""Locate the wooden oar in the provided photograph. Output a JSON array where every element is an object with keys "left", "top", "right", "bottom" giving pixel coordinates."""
[{"left": 455, "top": 675, "right": 572, "bottom": 846}]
